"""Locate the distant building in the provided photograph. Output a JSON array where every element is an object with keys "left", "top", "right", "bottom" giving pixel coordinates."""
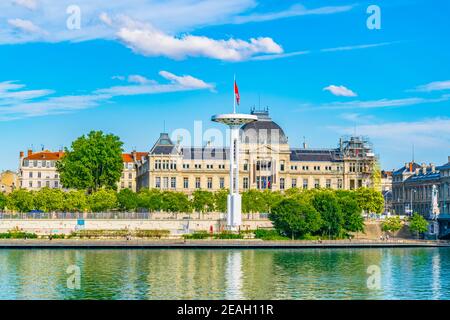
[
  {"left": 18, "top": 149, "right": 143, "bottom": 192},
  {"left": 0, "top": 170, "right": 18, "bottom": 193},
  {"left": 392, "top": 158, "right": 450, "bottom": 218},
  {"left": 381, "top": 170, "right": 393, "bottom": 214},
  {"left": 136, "top": 109, "right": 378, "bottom": 193}
]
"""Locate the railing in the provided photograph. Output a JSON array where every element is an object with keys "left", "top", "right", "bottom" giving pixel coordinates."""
[{"left": 0, "top": 211, "right": 270, "bottom": 220}]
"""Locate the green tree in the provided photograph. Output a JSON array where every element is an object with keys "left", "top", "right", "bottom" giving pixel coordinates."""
[
  {"left": 409, "top": 213, "right": 428, "bottom": 238},
  {"left": 88, "top": 189, "right": 117, "bottom": 212},
  {"left": 213, "top": 189, "right": 228, "bottom": 213},
  {"left": 242, "top": 189, "right": 266, "bottom": 213},
  {"left": 270, "top": 198, "right": 322, "bottom": 239},
  {"left": 57, "top": 131, "right": 124, "bottom": 192},
  {"left": 312, "top": 191, "right": 344, "bottom": 238},
  {"left": 63, "top": 190, "right": 89, "bottom": 212},
  {"left": 355, "top": 188, "right": 384, "bottom": 214},
  {"left": 262, "top": 190, "right": 284, "bottom": 213},
  {"left": 33, "top": 188, "right": 65, "bottom": 212},
  {"left": 337, "top": 194, "right": 365, "bottom": 234},
  {"left": 0, "top": 193, "right": 7, "bottom": 211},
  {"left": 382, "top": 216, "right": 403, "bottom": 236},
  {"left": 7, "top": 189, "right": 34, "bottom": 213},
  {"left": 192, "top": 190, "right": 215, "bottom": 213},
  {"left": 117, "top": 188, "right": 138, "bottom": 212},
  {"left": 161, "top": 191, "right": 191, "bottom": 213},
  {"left": 137, "top": 189, "right": 163, "bottom": 212}
]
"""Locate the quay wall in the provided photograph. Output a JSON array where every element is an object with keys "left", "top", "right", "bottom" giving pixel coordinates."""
[{"left": 0, "top": 218, "right": 273, "bottom": 235}]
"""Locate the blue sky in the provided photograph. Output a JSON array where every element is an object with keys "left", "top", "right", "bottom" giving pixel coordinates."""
[{"left": 0, "top": 0, "right": 449, "bottom": 171}]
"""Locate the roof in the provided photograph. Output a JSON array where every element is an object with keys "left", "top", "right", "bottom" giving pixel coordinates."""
[
  {"left": 122, "top": 153, "right": 134, "bottom": 163},
  {"left": 150, "top": 133, "right": 178, "bottom": 155},
  {"left": 393, "top": 162, "right": 421, "bottom": 176},
  {"left": 182, "top": 147, "right": 229, "bottom": 160},
  {"left": 405, "top": 168, "right": 441, "bottom": 183},
  {"left": 290, "top": 148, "right": 341, "bottom": 162},
  {"left": 240, "top": 109, "right": 288, "bottom": 145},
  {"left": 24, "top": 151, "right": 64, "bottom": 161}
]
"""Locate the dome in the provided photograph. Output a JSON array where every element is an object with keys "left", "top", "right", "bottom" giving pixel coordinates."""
[{"left": 240, "top": 109, "right": 288, "bottom": 145}]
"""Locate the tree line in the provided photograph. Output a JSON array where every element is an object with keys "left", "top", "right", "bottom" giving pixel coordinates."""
[
  {"left": 0, "top": 187, "right": 383, "bottom": 215},
  {"left": 268, "top": 188, "right": 384, "bottom": 240}
]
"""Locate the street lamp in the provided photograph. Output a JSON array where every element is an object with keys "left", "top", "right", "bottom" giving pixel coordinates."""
[{"left": 410, "top": 188, "right": 417, "bottom": 216}]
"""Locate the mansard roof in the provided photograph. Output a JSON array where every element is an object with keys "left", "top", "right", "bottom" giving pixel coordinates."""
[
  {"left": 290, "top": 148, "right": 341, "bottom": 162},
  {"left": 150, "top": 133, "right": 178, "bottom": 155},
  {"left": 182, "top": 147, "right": 229, "bottom": 160}
]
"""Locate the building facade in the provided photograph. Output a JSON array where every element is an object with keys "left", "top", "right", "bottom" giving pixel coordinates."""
[
  {"left": 0, "top": 170, "right": 18, "bottom": 193},
  {"left": 17, "top": 110, "right": 378, "bottom": 195},
  {"left": 18, "top": 150, "right": 142, "bottom": 192},
  {"left": 392, "top": 158, "right": 450, "bottom": 217},
  {"left": 136, "top": 109, "right": 378, "bottom": 193}
]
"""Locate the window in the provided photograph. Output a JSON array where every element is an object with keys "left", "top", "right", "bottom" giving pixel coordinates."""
[
  {"left": 183, "top": 177, "right": 189, "bottom": 189},
  {"left": 243, "top": 161, "right": 248, "bottom": 171},
  {"left": 280, "top": 178, "right": 285, "bottom": 190},
  {"left": 195, "top": 177, "right": 201, "bottom": 189},
  {"left": 171, "top": 177, "right": 176, "bottom": 189},
  {"left": 29, "top": 172, "right": 33, "bottom": 178},
  {"left": 220, "top": 177, "right": 225, "bottom": 189},
  {"left": 291, "top": 178, "right": 297, "bottom": 188},
  {"left": 243, "top": 177, "right": 249, "bottom": 189},
  {"left": 207, "top": 177, "right": 213, "bottom": 189},
  {"left": 302, "top": 166, "right": 309, "bottom": 171},
  {"left": 128, "top": 182, "right": 132, "bottom": 189},
  {"left": 326, "top": 179, "right": 331, "bottom": 188},
  {"left": 121, "top": 182, "right": 125, "bottom": 188},
  {"left": 337, "top": 179, "right": 343, "bottom": 189},
  {"left": 195, "top": 164, "right": 202, "bottom": 169},
  {"left": 38, "top": 172, "right": 42, "bottom": 178},
  {"left": 155, "top": 177, "right": 161, "bottom": 189},
  {"left": 280, "top": 161, "right": 285, "bottom": 172},
  {"left": 29, "top": 181, "right": 33, "bottom": 188},
  {"left": 183, "top": 163, "right": 190, "bottom": 169},
  {"left": 314, "top": 179, "right": 320, "bottom": 189},
  {"left": 163, "top": 177, "right": 169, "bottom": 189},
  {"left": 128, "top": 173, "right": 132, "bottom": 179},
  {"left": 38, "top": 181, "right": 41, "bottom": 188},
  {"left": 206, "top": 164, "right": 213, "bottom": 169},
  {"left": 303, "top": 179, "right": 308, "bottom": 189}
]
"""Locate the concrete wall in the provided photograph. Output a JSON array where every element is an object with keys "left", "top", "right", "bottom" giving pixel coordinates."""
[{"left": 0, "top": 219, "right": 273, "bottom": 235}]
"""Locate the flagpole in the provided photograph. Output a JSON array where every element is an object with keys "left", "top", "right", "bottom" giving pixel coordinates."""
[{"left": 233, "top": 74, "right": 236, "bottom": 114}]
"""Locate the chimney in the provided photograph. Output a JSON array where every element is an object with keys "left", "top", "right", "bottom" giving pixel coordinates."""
[
  {"left": 19, "top": 151, "right": 24, "bottom": 158},
  {"left": 448, "top": 156, "right": 450, "bottom": 163},
  {"left": 409, "top": 162, "right": 413, "bottom": 172},
  {"left": 431, "top": 163, "right": 436, "bottom": 173},
  {"left": 27, "top": 149, "right": 32, "bottom": 157},
  {"left": 415, "top": 168, "right": 420, "bottom": 175}
]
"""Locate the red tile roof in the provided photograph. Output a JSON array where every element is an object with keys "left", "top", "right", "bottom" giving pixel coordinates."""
[
  {"left": 24, "top": 151, "right": 146, "bottom": 163},
  {"left": 25, "top": 151, "right": 64, "bottom": 161}
]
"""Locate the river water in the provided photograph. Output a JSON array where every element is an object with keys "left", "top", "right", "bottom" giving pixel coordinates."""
[{"left": 0, "top": 248, "right": 448, "bottom": 300}]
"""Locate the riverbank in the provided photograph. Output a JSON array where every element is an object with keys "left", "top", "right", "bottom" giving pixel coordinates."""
[{"left": 0, "top": 239, "right": 448, "bottom": 249}]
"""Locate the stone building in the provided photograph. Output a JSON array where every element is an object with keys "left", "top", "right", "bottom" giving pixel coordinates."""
[
  {"left": 18, "top": 150, "right": 141, "bottom": 192},
  {"left": 0, "top": 170, "right": 18, "bottom": 193},
  {"left": 136, "top": 109, "right": 378, "bottom": 193}
]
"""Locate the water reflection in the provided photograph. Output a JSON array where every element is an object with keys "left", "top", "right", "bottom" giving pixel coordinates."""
[{"left": 0, "top": 248, "right": 449, "bottom": 300}]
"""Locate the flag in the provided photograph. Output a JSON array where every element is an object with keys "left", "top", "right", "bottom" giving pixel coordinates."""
[{"left": 234, "top": 80, "right": 240, "bottom": 105}]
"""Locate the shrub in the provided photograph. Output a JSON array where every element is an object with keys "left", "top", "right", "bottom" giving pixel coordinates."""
[
  {"left": 184, "top": 231, "right": 211, "bottom": 239},
  {"left": 214, "top": 231, "right": 244, "bottom": 239},
  {"left": 254, "top": 229, "right": 289, "bottom": 240},
  {"left": 0, "top": 230, "right": 38, "bottom": 239}
]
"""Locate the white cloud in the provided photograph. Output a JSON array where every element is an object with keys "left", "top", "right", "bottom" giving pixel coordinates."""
[
  {"left": 250, "top": 50, "right": 310, "bottom": 61},
  {"left": 323, "top": 85, "right": 357, "bottom": 97},
  {"left": 13, "top": 0, "right": 38, "bottom": 10},
  {"left": 127, "top": 75, "right": 154, "bottom": 85},
  {"left": 8, "top": 18, "right": 46, "bottom": 34},
  {"left": 159, "top": 71, "right": 215, "bottom": 89},
  {"left": 117, "top": 22, "right": 282, "bottom": 61},
  {"left": 413, "top": 80, "right": 450, "bottom": 92},
  {"left": 332, "top": 118, "right": 450, "bottom": 150},
  {"left": 233, "top": 4, "right": 354, "bottom": 24},
  {"left": 305, "top": 95, "right": 450, "bottom": 110},
  {"left": 0, "top": 71, "right": 214, "bottom": 120},
  {"left": 321, "top": 42, "right": 393, "bottom": 52}
]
